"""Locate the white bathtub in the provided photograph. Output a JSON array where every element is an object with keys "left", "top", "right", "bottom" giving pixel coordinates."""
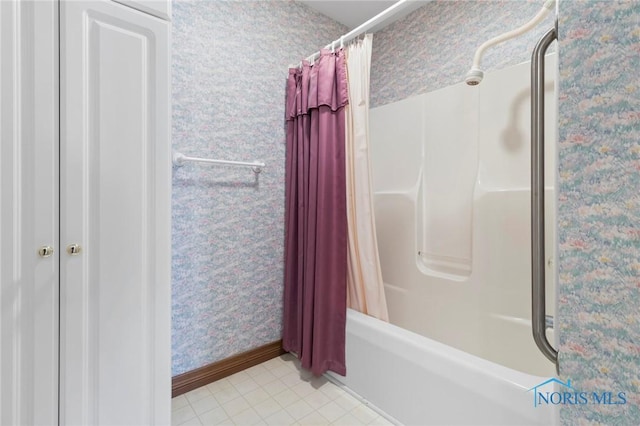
[
  {"left": 329, "top": 309, "right": 557, "bottom": 425},
  {"left": 330, "top": 57, "right": 561, "bottom": 425}
]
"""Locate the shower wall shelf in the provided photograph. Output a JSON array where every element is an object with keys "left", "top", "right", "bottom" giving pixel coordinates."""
[{"left": 172, "top": 152, "right": 265, "bottom": 174}]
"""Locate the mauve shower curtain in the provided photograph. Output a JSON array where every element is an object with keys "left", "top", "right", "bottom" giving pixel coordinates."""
[{"left": 283, "top": 49, "right": 349, "bottom": 376}]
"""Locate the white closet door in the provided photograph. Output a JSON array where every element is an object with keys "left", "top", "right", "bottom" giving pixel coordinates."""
[
  {"left": 0, "top": 1, "right": 59, "bottom": 425},
  {"left": 59, "top": 1, "right": 171, "bottom": 425}
]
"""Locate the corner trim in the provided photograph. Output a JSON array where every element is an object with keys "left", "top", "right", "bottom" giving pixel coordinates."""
[{"left": 172, "top": 340, "right": 286, "bottom": 397}]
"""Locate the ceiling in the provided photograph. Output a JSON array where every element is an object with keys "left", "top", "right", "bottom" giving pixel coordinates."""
[{"left": 299, "top": 0, "right": 424, "bottom": 30}]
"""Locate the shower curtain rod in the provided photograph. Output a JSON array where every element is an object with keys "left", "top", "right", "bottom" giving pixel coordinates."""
[{"left": 302, "top": 0, "right": 411, "bottom": 64}]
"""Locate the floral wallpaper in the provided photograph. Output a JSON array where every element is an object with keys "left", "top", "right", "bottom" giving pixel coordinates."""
[
  {"left": 557, "top": 1, "right": 640, "bottom": 424},
  {"left": 171, "top": 0, "right": 345, "bottom": 376}
]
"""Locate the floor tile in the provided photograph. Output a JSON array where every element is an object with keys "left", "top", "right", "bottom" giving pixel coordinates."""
[
  {"left": 198, "top": 406, "right": 230, "bottom": 425},
  {"left": 298, "top": 410, "right": 331, "bottom": 426},
  {"left": 206, "top": 378, "right": 234, "bottom": 394},
  {"left": 308, "top": 375, "right": 329, "bottom": 389},
  {"left": 317, "top": 400, "right": 347, "bottom": 422},
  {"left": 184, "top": 387, "right": 213, "bottom": 404},
  {"left": 251, "top": 370, "right": 277, "bottom": 386},
  {"left": 301, "top": 390, "right": 331, "bottom": 410},
  {"left": 227, "top": 371, "right": 251, "bottom": 386},
  {"left": 284, "top": 399, "right": 314, "bottom": 420},
  {"left": 319, "top": 384, "right": 346, "bottom": 400},
  {"left": 298, "top": 368, "right": 314, "bottom": 380},
  {"left": 190, "top": 394, "right": 220, "bottom": 416},
  {"left": 172, "top": 357, "right": 385, "bottom": 426},
  {"left": 171, "top": 395, "right": 189, "bottom": 411},
  {"left": 280, "top": 371, "right": 305, "bottom": 388},
  {"left": 334, "top": 393, "right": 360, "bottom": 411},
  {"left": 261, "top": 358, "right": 282, "bottom": 370},
  {"left": 332, "top": 412, "right": 366, "bottom": 426},
  {"left": 252, "top": 397, "right": 282, "bottom": 419},
  {"left": 230, "top": 407, "right": 262, "bottom": 425},
  {"left": 290, "top": 380, "right": 316, "bottom": 398},
  {"left": 233, "top": 377, "right": 260, "bottom": 394},
  {"left": 245, "top": 364, "right": 269, "bottom": 377},
  {"left": 221, "top": 396, "right": 251, "bottom": 417},
  {"left": 172, "top": 405, "right": 197, "bottom": 425},
  {"left": 350, "top": 404, "right": 378, "bottom": 424},
  {"left": 288, "top": 358, "right": 302, "bottom": 371},
  {"left": 177, "top": 417, "right": 202, "bottom": 426},
  {"left": 262, "top": 378, "right": 289, "bottom": 396},
  {"left": 279, "top": 353, "right": 297, "bottom": 363},
  {"left": 272, "top": 388, "right": 300, "bottom": 408},
  {"left": 263, "top": 409, "right": 296, "bottom": 426},
  {"left": 213, "top": 386, "right": 242, "bottom": 405},
  {"left": 269, "top": 364, "right": 292, "bottom": 378},
  {"left": 368, "top": 415, "right": 395, "bottom": 426},
  {"left": 243, "top": 387, "right": 271, "bottom": 406}
]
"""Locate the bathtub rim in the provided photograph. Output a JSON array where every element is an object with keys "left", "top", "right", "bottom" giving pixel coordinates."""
[
  {"left": 342, "top": 308, "right": 552, "bottom": 390},
  {"left": 329, "top": 308, "right": 558, "bottom": 425}
]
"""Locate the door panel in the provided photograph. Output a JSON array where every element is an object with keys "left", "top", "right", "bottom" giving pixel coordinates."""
[
  {"left": 113, "top": 0, "right": 171, "bottom": 21},
  {"left": 60, "top": 1, "right": 170, "bottom": 424},
  {"left": 0, "top": 1, "right": 59, "bottom": 425}
]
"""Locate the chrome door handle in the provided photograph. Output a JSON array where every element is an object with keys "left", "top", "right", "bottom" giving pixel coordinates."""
[
  {"left": 38, "top": 246, "right": 54, "bottom": 258},
  {"left": 66, "top": 244, "right": 82, "bottom": 255}
]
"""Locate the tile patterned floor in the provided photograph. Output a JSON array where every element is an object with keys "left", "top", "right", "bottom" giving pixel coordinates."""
[{"left": 172, "top": 354, "right": 394, "bottom": 425}]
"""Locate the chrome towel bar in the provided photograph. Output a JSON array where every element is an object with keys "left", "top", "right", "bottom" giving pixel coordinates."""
[
  {"left": 531, "top": 26, "right": 558, "bottom": 369},
  {"left": 173, "top": 152, "right": 265, "bottom": 174}
]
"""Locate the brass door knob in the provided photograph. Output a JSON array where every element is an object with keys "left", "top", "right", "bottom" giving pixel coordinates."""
[
  {"left": 67, "top": 244, "right": 82, "bottom": 255},
  {"left": 38, "top": 246, "right": 54, "bottom": 258}
]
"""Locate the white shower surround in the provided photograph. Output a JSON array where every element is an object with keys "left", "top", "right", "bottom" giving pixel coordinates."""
[{"left": 331, "top": 56, "right": 559, "bottom": 424}]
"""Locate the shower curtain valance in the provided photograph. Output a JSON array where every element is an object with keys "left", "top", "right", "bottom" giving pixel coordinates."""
[{"left": 286, "top": 49, "right": 349, "bottom": 119}]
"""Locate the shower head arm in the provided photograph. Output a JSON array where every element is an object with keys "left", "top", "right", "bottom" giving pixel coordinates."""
[{"left": 465, "top": 0, "right": 555, "bottom": 85}]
